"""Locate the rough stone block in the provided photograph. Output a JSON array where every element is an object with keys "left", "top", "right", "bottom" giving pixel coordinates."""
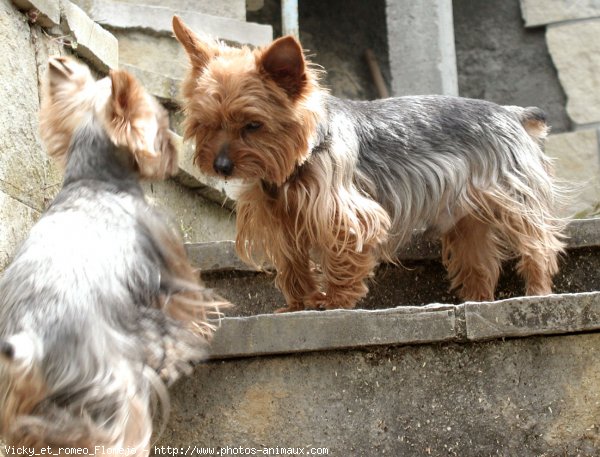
[
  {"left": 546, "top": 20, "right": 600, "bottom": 125},
  {"left": 465, "top": 292, "right": 600, "bottom": 341},
  {"left": 386, "top": 0, "right": 458, "bottom": 96},
  {"left": 209, "top": 305, "right": 457, "bottom": 359},
  {"left": 520, "top": 0, "right": 600, "bottom": 27},
  {"left": 60, "top": 0, "right": 118, "bottom": 71},
  {"left": 12, "top": 0, "right": 60, "bottom": 26},
  {"left": 120, "top": 63, "right": 180, "bottom": 102},
  {"left": 566, "top": 217, "right": 600, "bottom": 248},
  {"left": 141, "top": 180, "right": 235, "bottom": 243},
  {"left": 0, "top": 190, "right": 39, "bottom": 271},
  {"left": 88, "top": 1, "right": 272, "bottom": 46},
  {"left": 544, "top": 129, "right": 600, "bottom": 215},
  {"left": 113, "top": 30, "right": 186, "bottom": 82}
]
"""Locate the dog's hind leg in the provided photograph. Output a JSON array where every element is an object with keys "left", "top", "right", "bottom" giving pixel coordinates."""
[
  {"left": 441, "top": 214, "right": 505, "bottom": 302},
  {"left": 500, "top": 209, "right": 564, "bottom": 296}
]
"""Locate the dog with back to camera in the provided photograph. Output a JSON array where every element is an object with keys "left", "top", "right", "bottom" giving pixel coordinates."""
[
  {"left": 0, "top": 56, "right": 227, "bottom": 452},
  {"left": 173, "top": 16, "right": 567, "bottom": 312}
]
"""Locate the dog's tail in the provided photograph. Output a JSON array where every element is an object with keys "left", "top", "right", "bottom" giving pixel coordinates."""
[
  {"left": 0, "top": 332, "right": 164, "bottom": 455},
  {"left": 504, "top": 105, "right": 549, "bottom": 144}
]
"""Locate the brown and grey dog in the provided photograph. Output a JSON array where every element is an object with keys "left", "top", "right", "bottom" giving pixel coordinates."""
[
  {"left": 0, "top": 56, "right": 227, "bottom": 452},
  {"left": 173, "top": 17, "right": 566, "bottom": 312}
]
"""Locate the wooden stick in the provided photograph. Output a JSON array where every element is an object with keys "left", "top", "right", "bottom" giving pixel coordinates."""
[{"left": 365, "top": 49, "right": 389, "bottom": 99}]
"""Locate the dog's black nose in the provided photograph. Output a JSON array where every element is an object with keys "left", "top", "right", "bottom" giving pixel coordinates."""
[{"left": 213, "top": 150, "right": 234, "bottom": 176}]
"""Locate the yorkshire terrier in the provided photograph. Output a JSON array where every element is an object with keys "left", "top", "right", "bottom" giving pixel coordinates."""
[
  {"left": 0, "top": 56, "right": 226, "bottom": 451},
  {"left": 173, "top": 17, "right": 566, "bottom": 312}
]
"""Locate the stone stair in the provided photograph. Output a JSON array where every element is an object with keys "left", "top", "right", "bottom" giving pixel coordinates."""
[{"left": 153, "top": 219, "right": 600, "bottom": 456}]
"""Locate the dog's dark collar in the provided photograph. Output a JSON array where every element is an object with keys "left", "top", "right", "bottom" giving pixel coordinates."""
[
  {"left": 260, "top": 162, "right": 305, "bottom": 199},
  {"left": 260, "top": 123, "right": 331, "bottom": 199}
]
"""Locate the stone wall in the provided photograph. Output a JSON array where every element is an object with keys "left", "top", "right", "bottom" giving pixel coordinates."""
[
  {"left": 0, "top": 0, "right": 62, "bottom": 270},
  {"left": 519, "top": 0, "right": 600, "bottom": 216},
  {"left": 454, "top": 0, "right": 570, "bottom": 133}
]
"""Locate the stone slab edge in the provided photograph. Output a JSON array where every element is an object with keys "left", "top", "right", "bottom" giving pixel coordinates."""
[
  {"left": 88, "top": 1, "right": 273, "bottom": 46},
  {"left": 207, "top": 292, "right": 600, "bottom": 359},
  {"left": 566, "top": 217, "right": 600, "bottom": 248},
  {"left": 520, "top": 0, "right": 600, "bottom": 27},
  {"left": 186, "top": 219, "right": 599, "bottom": 273},
  {"left": 208, "top": 304, "right": 457, "bottom": 359},
  {"left": 60, "top": 0, "right": 118, "bottom": 71},
  {"left": 465, "top": 291, "right": 600, "bottom": 340},
  {"left": 11, "top": 0, "right": 60, "bottom": 27}
]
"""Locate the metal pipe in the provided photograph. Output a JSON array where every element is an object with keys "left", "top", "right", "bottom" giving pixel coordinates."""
[{"left": 281, "top": 0, "right": 299, "bottom": 38}]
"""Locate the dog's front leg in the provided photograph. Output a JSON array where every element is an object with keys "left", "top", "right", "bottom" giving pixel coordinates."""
[
  {"left": 319, "top": 238, "right": 379, "bottom": 310},
  {"left": 272, "top": 233, "right": 324, "bottom": 313}
]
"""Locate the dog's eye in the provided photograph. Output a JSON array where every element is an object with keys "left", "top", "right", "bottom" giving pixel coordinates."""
[{"left": 244, "top": 121, "right": 262, "bottom": 132}]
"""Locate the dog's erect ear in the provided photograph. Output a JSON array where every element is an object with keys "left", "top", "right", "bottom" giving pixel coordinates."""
[
  {"left": 109, "top": 69, "right": 178, "bottom": 179},
  {"left": 109, "top": 69, "right": 158, "bottom": 158},
  {"left": 172, "top": 16, "right": 212, "bottom": 70},
  {"left": 259, "top": 36, "right": 306, "bottom": 98},
  {"left": 109, "top": 69, "right": 146, "bottom": 129}
]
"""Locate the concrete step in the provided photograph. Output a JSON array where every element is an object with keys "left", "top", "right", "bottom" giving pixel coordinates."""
[
  {"left": 187, "top": 219, "right": 600, "bottom": 316},
  {"left": 207, "top": 293, "right": 600, "bottom": 359},
  {"left": 157, "top": 218, "right": 600, "bottom": 455}
]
